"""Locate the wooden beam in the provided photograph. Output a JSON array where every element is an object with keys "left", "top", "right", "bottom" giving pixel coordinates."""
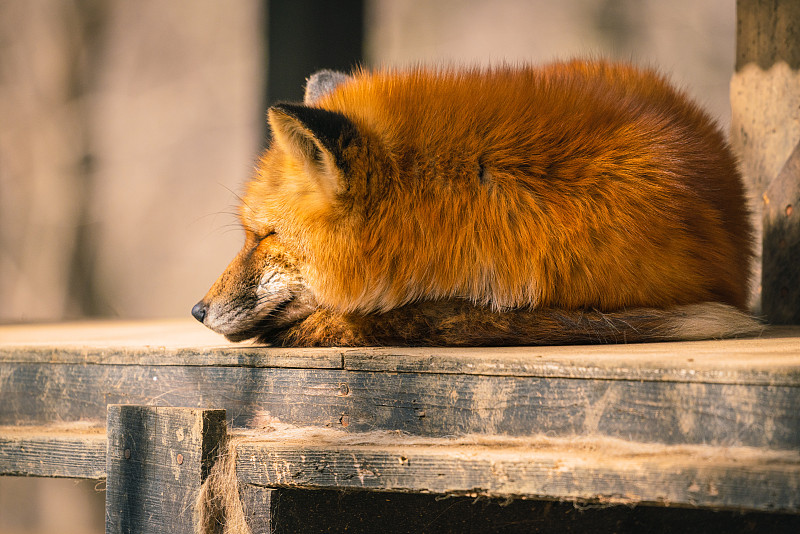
[
  {"left": 1, "top": 321, "right": 799, "bottom": 520},
  {"left": 732, "top": 0, "right": 800, "bottom": 315},
  {"left": 0, "top": 319, "right": 344, "bottom": 369},
  {"left": 2, "top": 360, "right": 799, "bottom": 448},
  {"left": 0, "top": 426, "right": 105, "bottom": 478},
  {"left": 1, "top": 321, "right": 799, "bottom": 448},
  {"left": 105, "top": 406, "right": 226, "bottom": 534},
  {"left": 233, "top": 431, "right": 800, "bottom": 513},
  {"left": 236, "top": 487, "right": 800, "bottom": 533},
  {"left": 763, "top": 140, "right": 800, "bottom": 323}
]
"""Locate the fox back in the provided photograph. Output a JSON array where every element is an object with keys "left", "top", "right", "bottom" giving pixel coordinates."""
[{"left": 193, "top": 60, "right": 758, "bottom": 346}]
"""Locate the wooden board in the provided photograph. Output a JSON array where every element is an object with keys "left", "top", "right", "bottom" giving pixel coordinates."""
[
  {"left": 1, "top": 320, "right": 799, "bottom": 516},
  {"left": 0, "top": 319, "right": 344, "bottom": 369},
  {"left": 0, "top": 425, "right": 106, "bottom": 478},
  {"left": 1, "top": 319, "right": 799, "bottom": 382},
  {"left": 2, "top": 425, "right": 800, "bottom": 514},
  {"left": 233, "top": 430, "right": 800, "bottom": 513},
  {"left": 1, "top": 321, "right": 799, "bottom": 447},
  {"left": 105, "top": 406, "right": 226, "bottom": 534},
  {"left": 1, "top": 362, "right": 799, "bottom": 448},
  {"left": 343, "top": 326, "right": 800, "bottom": 385}
]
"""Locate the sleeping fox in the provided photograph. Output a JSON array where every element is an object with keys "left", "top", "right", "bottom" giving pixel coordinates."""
[{"left": 191, "top": 60, "right": 760, "bottom": 346}]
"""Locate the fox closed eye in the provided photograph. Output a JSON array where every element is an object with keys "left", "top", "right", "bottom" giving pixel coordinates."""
[{"left": 248, "top": 230, "right": 276, "bottom": 244}]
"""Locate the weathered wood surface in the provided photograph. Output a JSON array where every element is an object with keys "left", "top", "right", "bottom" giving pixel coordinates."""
[
  {"left": 1, "top": 321, "right": 799, "bottom": 447},
  {"left": 105, "top": 405, "right": 226, "bottom": 534},
  {"left": 1, "top": 320, "right": 799, "bottom": 382},
  {"left": 238, "top": 484, "right": 274, "bottom": 534},
  {"left": 763, "top": 139, "right": 800, "bottom": 324},
  {"left": 233, "top": 430, "right": 800, "bottom": 513},
  {"left": 345, "top": 327, "right": 800, "bottom": 385},
  {"left": 2, "top": 359, "right": 800, "bottom": 447},
  {"left": 2, "top": 425, "right": 800, "bottom": 514},
  {"left": 732, "top": 0, "right": 800, "bottom": 311},
  {"left": 0, "top": 425, "right": 105, "bottom": 478},
  {"left": 0, "top": 319, "right": 343, "bottom": 369}
]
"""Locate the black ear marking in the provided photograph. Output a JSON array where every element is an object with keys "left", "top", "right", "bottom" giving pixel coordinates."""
[{"left": 270, "top": 103, "right": 359, "bottom": 174}]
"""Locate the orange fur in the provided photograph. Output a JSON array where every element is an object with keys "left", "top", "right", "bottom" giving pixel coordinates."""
[{"left": 193, "top": 60, "right": 757, "bottom": 346}]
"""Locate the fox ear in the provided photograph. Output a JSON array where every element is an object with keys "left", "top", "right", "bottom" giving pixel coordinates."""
[
  {"left": 268, "top": 103, "right": 359, "bottom": 198},
  {"left": 304, "top": 70, "right": 351, "bottom": 104}
]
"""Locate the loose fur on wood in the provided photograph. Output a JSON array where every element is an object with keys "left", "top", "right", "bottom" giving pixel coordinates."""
[
  {"left": 192, "top": 60, "right": 760, "bottom": 346},
  {"left": 196, "top": 435, "right": 248, "bottom": 534}
]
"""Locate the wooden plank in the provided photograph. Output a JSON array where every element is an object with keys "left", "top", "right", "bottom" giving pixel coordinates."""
[
  {"left": 763, "top": 139, "right": 800, "bottom": 324},
  {"left": 238, "top": 485, "right": 274, "bottom": 534},
  {"left": 344, "top": 326, "right": 800, "bottom": 385},
  {"left": 234, "top": 432, "right": 800, "bottom": 513},
  {"left": 1, "top": 363, "right": 799, "bottom": 448},
  {"left": 732, "top": 0, "right": 800, "bottom": 310},
  {"left": 0, "top": 425, "right": 105, "bottom": 478},
  {"left": 1, "top": 320, "right": 798, "bottom": 384},
  {"left": 0, "top": 320, "right": 343, "bottom": 369},
  {"left": 0, "top": 345, "right": 344, "bottom": 369},
  {"left": 105, "top": 405, "right": 226, "bottom": 534}
]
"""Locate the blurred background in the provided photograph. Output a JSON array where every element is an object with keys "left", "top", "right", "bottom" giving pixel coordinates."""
[{"left": 0, "top": 0, "right": 735, "bottom": 532}]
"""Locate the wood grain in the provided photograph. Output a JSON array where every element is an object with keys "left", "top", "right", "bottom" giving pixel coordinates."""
[
  {"left": 105, "top": 405, "right": 226, "bottom": 534},
  {"left": 2, "top": 363, "right": 799, "bottom": 448},
  {"left": 1, "top": 320, "right": 799, "bottom": 518},
  {"left": 0, "top": 425, "right": 105, "bottom": 478},
  {"left": 234, "top": 432, "right": 800, "bottom": 513},
  {"left": 1, "top": 320, "right": 798, "bottom": 383}
]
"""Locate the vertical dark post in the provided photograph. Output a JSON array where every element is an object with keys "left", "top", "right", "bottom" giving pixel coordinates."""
[
  {"left": 731, "top": 0, "right": 800, "bottom": 316},
  {"left": 763, "top": 142, "right": 800, "bottom": 323},
  {"left": 264, "top": 0, "right": 364, "bottom": 124},
  {"left": 105, "top": 406, "right": 227, "bottom": 534},
  {"left": 238, "top": 485, "right": 276, "bottom": 534}
]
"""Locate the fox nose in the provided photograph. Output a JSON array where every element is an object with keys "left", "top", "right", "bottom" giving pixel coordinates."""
[{"left": 191, "top": 301, "right": 207, "bottom": 323}]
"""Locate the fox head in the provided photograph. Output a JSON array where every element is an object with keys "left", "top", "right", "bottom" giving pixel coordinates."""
[
  {"left": 193, "top": 67, "right": 553, "bottom": 343},
  {"left": 192, "top": 70, "right": 396, "bottom": 342}
]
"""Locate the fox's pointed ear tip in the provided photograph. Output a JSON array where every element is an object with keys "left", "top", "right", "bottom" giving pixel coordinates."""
[
  {"left": 267, "top": 103, "right": 311, "bottom": 130},
  {"left": 268, "top": 102, "right": 301, "bottom": 117}
]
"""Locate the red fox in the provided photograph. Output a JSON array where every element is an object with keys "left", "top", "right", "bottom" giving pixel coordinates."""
[{"left": 192, "top": 60, "right": 760, "bottom": 346}]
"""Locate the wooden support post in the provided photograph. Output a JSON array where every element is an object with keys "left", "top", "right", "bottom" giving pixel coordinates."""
[
  {"left": 731, "top": 0, "right": 800, "bottom": 316},
  {"left": 763, "top": 141, "right": 800, "bottom": 323},
  {"left": 105, "top": 406, "right": 226, "bottom": 534},
  {"left": 238, "top": 484, "right": 275, "bottom": 534}
]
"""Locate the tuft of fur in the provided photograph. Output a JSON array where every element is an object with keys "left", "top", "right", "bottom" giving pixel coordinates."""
[
  {"left": 196, "top": 436, "right": 249, "bottom": 534},
  {"left": 193, "top": 60, "right": 758, "bottom": 346}
]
